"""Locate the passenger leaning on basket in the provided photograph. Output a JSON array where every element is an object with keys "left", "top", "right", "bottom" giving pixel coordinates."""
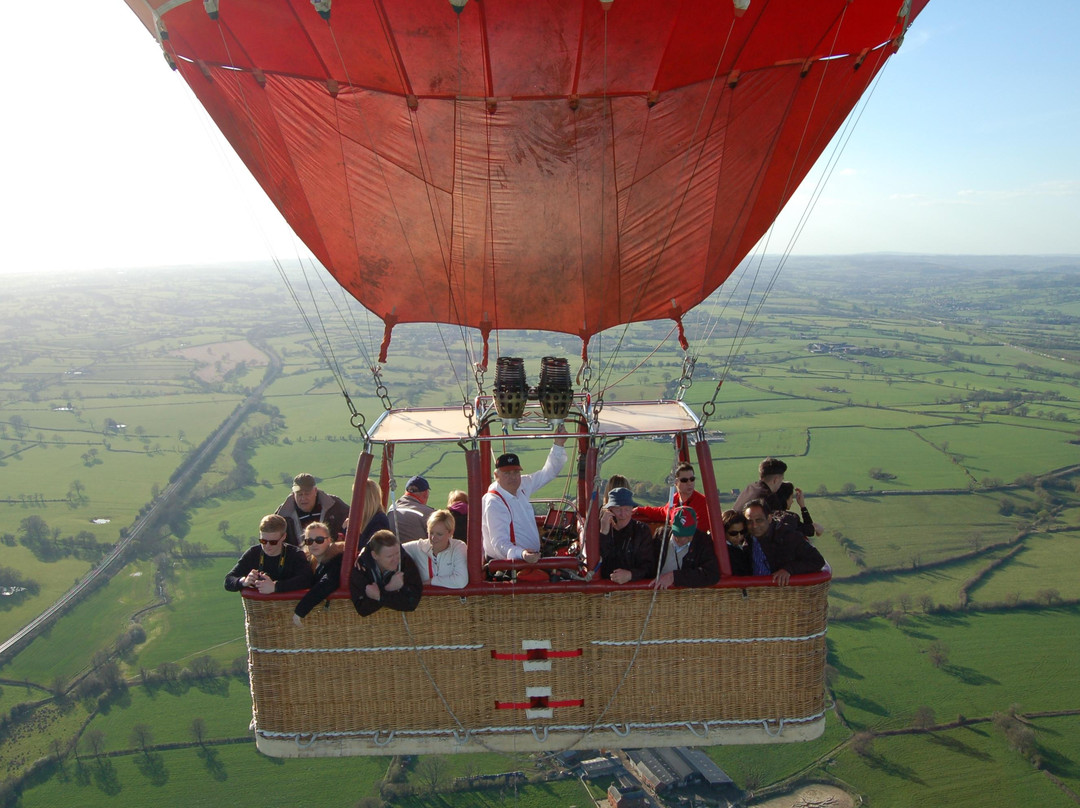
[
  {"left": 350, "top": 530, "right": 423, "bottom": 616},
  {"left": 224, "top": 514, "right": 314, "bottom": 594},
  {"left": 632, "top": 461, "right": 712, "bottom": 534},
  {"left": 743, "top": 499, "right": 826, "bottom": 587},
  {"left": 598, "top": 487, "right": 657, "bottom": 584},
  {"left": 403, "top": 509, "right": 468, "bottom": 589},
  {"left": 653, "top": 506, "right": 719, "bottom": 590},
  {"left": 291, "top": 522, "right": 345, "bottom": 626},
  {"left": 276, "top": 473, "right": 350, "bottom": 546},
  {"left": 481, "top": 428, "right": 568, "bottom": 563}
]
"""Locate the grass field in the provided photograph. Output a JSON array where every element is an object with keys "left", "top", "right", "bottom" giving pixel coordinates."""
[
  {"left": 968, "top": 532, "right": 1080, "bottom": 604},
  {"left": 811, "top": 492, "right": 1018, "bottom": 576},
  {"left": 5, "top": 260, "right": 1080, "bottom": 808},
  {"left": 0, "top": 548, "right": 94, "bottom": 643},
  {"left": 828, "top": 549, "right": 1011, "bottom": 612},
  {"left": 3, "top": 560, "right": 158, "bottom": 685},
  {"left": 827, "top": 728, "right": 1064, "bottom": 808},
  {"left": 395, "top": 778, "right": 597, "bottom": 808},
  {"left": 87, "top": 680, "right": 252, "bottom": 752},
  {"left": 134, "top": 560, "right": 249, "bottom": 671},
  {"left": 707, "top": 714, "right": 850, "bottom": 788},
  {"left": 17, "top": 743, "right": 388, "bottom": 808},
  {"left": 0, "top": 700, "right": 90, "bottom": 783},
  {"left": 828, "top": 608, "right": 1080, "bottom": 732},
  {"left": 804, "top": 427, "right": 975, "bottom": 491},
  {"left": 1029, "top": 714, "right": 1080, "bottom": 795}
]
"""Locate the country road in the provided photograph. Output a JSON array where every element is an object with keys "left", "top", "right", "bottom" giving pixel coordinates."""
[{"left": 0, "top": 342, "right": 282, "bottom": 663}]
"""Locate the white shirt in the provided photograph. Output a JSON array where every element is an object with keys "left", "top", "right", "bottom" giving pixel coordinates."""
[
  {"left": 403, "top": 537, "right": 469, "bottom": 589},
  {"left": 481, "top": 445, "right": 567, "bottom": 560}
]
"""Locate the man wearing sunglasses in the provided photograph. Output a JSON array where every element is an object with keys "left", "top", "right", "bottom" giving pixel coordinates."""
[
  {"left": 632, "top": 461, "right": 712, "bottom": 534},
  {"left": 224, "top": 514, "right": 314, "bottom": 594}
]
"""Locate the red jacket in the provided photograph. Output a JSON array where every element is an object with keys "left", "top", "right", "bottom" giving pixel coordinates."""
[{"left": 632, "top": 489, "right": 711, "bottom": 534}]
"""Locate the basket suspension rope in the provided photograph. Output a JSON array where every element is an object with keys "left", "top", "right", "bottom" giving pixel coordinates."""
[
  {"left": 694, "top": 3, "right": 895, "bottom": 429},
  {"left": 201, "top": 12, "right": 395, "bottom": 433},
  {"left": 304, "top": 6, "right": 483, "bottom": 411},
  {"left": 589, "top": 12, "right": 739, "bottom": 402}
]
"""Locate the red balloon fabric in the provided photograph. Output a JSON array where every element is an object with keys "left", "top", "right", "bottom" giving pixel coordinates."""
[{"left": 126, "top": 0, "right": 928, "bottom": 345}]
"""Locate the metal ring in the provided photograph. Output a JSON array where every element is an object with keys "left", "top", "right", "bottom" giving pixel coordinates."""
[{"left": 373, "top": 730, "right": 396, "bottom": 747}]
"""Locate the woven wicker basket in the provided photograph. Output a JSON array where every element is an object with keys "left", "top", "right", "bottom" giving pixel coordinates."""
[{"left": 245, "top": 579, "right": 828, "bottom": 757}]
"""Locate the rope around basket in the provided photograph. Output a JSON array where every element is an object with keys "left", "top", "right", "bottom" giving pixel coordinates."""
[{"left": 256, "top": 710, "right": 828, "bottom": 747}]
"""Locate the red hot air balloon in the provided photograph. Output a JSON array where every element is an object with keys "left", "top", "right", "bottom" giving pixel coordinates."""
[{"left": 125, "top": 0, "right": 927, "bottom": 354}]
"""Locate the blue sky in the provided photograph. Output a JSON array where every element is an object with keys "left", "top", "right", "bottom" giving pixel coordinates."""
[
  {"left": 785, "top": 1, "right": 1080, "bottom": 255},
  {"left": 2, "top": 1, "right": 1077, "bottom": 276}
]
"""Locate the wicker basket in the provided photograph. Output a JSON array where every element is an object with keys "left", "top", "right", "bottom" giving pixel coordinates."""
[{"left": 245, "top": 580, "right": 828, "bottom": 757}]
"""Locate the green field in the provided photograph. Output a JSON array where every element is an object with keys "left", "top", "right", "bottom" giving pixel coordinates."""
[
  {"left": 4, "top": 259, "right": 1080, "bottom": 807},
  {"left": 828, "top": 609, "right": 1080, "bottom": 732},
  {"left": 17, "top": 744, "right": 388, "bottom": 808},
  {"left": 828, "top": 727, "right": 1061, "bottom": 808}
]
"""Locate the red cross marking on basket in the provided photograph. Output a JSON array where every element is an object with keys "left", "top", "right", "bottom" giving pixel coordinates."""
[
  {"left": 490, "top": 639, "right": 582, "bottom": 672},
  {"left": 494, "top": 696, "right": 585, "bottom": 710},
  {"left": 490, "top": 648, "right": 582, "bottom": 661}
]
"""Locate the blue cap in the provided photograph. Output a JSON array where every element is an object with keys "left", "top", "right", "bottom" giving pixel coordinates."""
[
  {"left": 605, "top": 487, "right": 638, "bottom": 508},
  {"left": 406, "top": 475, "right": 430, "bottom": 492}
]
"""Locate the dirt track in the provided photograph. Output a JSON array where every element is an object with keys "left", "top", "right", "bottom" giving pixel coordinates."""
[{"left": 754, "top": 784, "right": 856, "bottom": 808}]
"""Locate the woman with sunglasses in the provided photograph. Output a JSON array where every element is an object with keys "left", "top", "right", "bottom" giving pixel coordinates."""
[
  {"left": 292, "top": 522, "right": 346, "bottom": 626},
  {"left": 224, "top": 514, "right": 313, "bottom": 594},
  {"left": 722, "top": 509, "right": 753, "bottom": 577}
]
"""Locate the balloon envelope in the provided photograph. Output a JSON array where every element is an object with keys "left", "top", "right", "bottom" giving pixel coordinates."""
[{"left": 126, "top": 0, "right": 928, "bottom": 343}]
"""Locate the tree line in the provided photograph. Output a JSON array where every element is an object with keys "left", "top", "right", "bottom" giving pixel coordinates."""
[{"left": 6, "top": 515, "right": 112, "bottom": 563}]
